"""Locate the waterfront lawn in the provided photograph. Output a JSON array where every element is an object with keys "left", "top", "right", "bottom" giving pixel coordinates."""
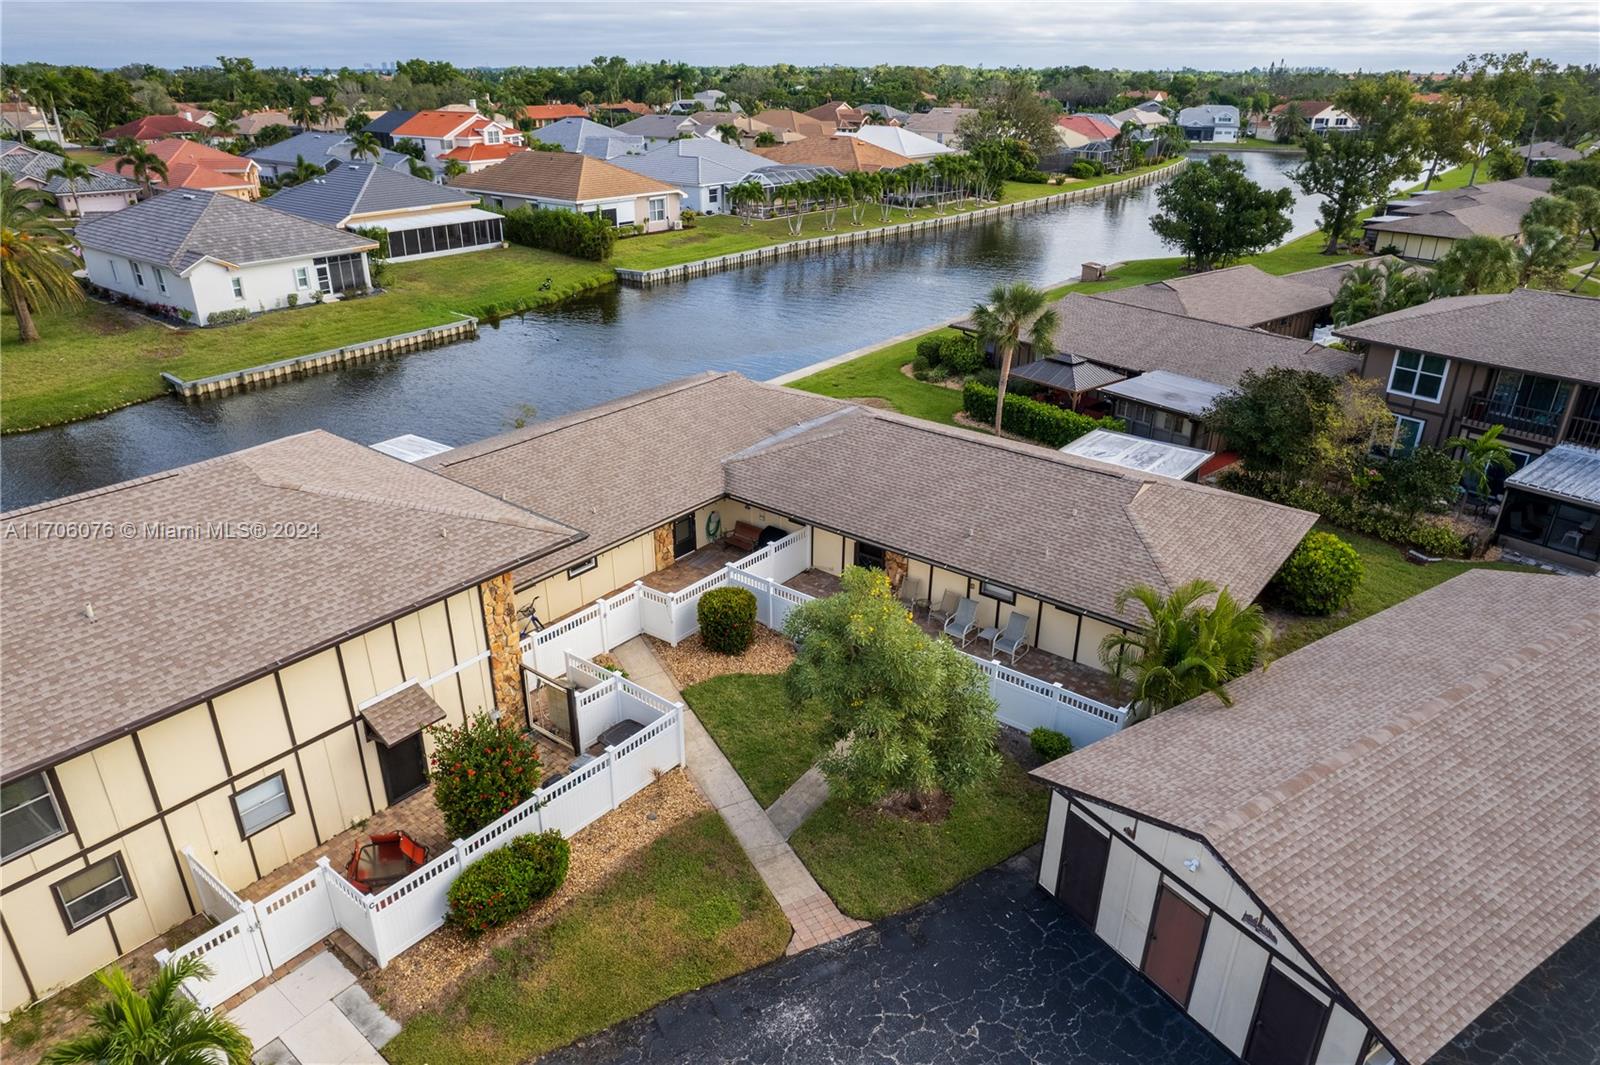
[
  {"left": 383, "top": 811, "right": 790, "bottom": 1065},
  {"left": 683, "top": 674, "right": 831, "bottom": 807},
  {"left": 1, "top": 245, "right": 614, "bottom": 432},
  {"left": 790, "top": 328, "right": 967, "bottom": 426}
]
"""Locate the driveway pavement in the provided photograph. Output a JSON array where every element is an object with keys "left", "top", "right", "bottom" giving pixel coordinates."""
[{"left": 540, "top": 848, "right": 1232, "bottom": 1064}]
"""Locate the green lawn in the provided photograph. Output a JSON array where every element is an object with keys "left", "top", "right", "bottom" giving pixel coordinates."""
[
  {"left": 683, "top": 674, "right": 832, "bottom": 806},
  {"left": 609, "top": 161, "right": 1185, "bottom": 272},
  {"left": 790, "top": 756, "right": 1048, "bottom": 921},
  {"left": 383, "top": 811, "right": 790, "bottom": 1065},
  {"left": 789, "top": 329, "right": 968, "bottom": 428},
  {"left": 2, "top": 245, "right": 615, "bottom": 433}
]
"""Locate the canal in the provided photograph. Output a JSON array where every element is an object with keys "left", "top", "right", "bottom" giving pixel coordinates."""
[{"left": 2, "top": 152, "right": 1320, "bottom": 508}]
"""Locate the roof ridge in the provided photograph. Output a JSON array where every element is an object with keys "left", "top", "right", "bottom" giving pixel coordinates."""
[{"left": 1074, "top": 292, "right": 1336, "bottom": 350}]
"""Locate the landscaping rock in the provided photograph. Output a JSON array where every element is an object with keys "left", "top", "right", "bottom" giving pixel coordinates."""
[{"left": 645, "top": 629, "right": 794, "bottom": 689}]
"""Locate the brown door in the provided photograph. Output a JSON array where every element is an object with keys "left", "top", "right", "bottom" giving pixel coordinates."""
[
  {"left": 1141, "top": 884, "right": 1208, "bottom": 1007},
  {"left": 377, "top": 733, "right": 429, "bottom": 803},
  {"left": 1055, "top": 814, "right": 1110, "bottom": 926},
  {"left": 1243, "top": 965, "right": 1328, "bottom": 1065}
]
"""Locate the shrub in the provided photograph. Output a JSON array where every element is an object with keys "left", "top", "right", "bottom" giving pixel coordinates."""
[
  {"left": 428, "top": 714, "right": 543, "bottom": 839},
  {"left": 286, "top": 292, "right": 299, "bottom": 308},
  {"left": 937, "top": 334, "right": 983, "bottom": 376},
  {"left": 1029, "top": 727, "right": 1073, "bottom": 762},
  {"left": 910, "top": 353, "right": 944, "bottom": 381},
  {"left": 205, "top": 308, "right": 250, "bottom": 326},
  {"left": 1070, "top": 161, "right": 1097, "bottom": 179},
  {"left": 1219, "top": 469, "right": 1470, "bottom": 558},
  {"left": 961, "top": 380, "right": 1125, "bottom": 448},
  {"left": 510, "top": 829, "right": 570, "bottom": 900},
  {"left": 501, "top": 205, "right": 616, "bottom": 261},
  {"left": 915, "top": 335, "right": 945, "bottom": 365},
  {"left": 681, "top": 209, "right": 698, "bottom": 227},
  {"left": 1269, "top": 531, "right": 1364, "bottom": 615},
  {"left": 1017, "top": 169, "right": 1051, "bottom": 184},
  {"left": 446, "top": 831, "right": 569, "bottom": 937},
  {"left": 698, "top": 586, "right": 757, "bottom": 655}
]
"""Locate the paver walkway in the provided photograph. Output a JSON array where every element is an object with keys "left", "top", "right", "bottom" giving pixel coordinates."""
[
  {"left": 609, "top": 637, "right": 865, "bottom": 953},
  {"left": 225, "top": 950, "right": 399, "bottom": 1065}
]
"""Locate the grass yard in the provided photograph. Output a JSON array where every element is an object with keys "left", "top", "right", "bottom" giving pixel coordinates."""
[
  {"left": 2, "top": 245, "right": 614, "bottom": 432},
  {"left": 791, "top": 756, "right": 1047, "bottom": 921},
  {"left": 383, "top": 811, "right": 790, "bottom": 1065},
  {"left": 682, "top": 673, "right": 832, "bottom": 807},
  {"left": 788, "top": 328, "right": 967, "bottom": 428}
]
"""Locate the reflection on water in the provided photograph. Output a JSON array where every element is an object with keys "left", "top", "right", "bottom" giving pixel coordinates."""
[{"left": 2, "top": 153, "right": 1320, "bottom": 508}]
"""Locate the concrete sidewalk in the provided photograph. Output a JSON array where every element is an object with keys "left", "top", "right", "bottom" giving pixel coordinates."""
[
  {"left": 226, "top": 950, "right": 399, "bottom": 1065},
  {"left": 609, "top": 638, "right": 866, "bottom": 954}
]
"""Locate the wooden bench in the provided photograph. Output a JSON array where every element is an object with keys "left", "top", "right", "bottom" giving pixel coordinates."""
[{"left": 725, "top": 521, "right": 763, "bottom": 552}]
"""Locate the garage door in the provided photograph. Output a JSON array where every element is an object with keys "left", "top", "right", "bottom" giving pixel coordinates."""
[{"left": 1243, "top": 964, "right": 1328, "bottom": 1065}]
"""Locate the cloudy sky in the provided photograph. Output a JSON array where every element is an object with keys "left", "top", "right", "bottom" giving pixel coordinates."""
[{"left": 3, "top": 1, "right": 1596, "bottom": 70}]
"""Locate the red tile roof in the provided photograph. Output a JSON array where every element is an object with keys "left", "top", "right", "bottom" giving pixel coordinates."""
[
  {"left": 522, "top": 103, "right": 589, "bottom": 122},
  {"left": 1055, "top": 114, "right": 1120, "bottom": 141},
  {"left": 102, "top": 114, "right": 209, "bottom": 141},
  {"left": 439, "top": 142, "right": 528, "bottom": 162},
  {"left": 97, "top": 140, "right": 257, "bottom": 191},
  {"left": 389, "top": 110, "right": 481, "bottom": 139}
]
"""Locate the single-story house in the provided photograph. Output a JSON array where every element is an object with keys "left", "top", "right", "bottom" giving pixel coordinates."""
[
  {"left": 612, "top": 113, "right": 715, "bottom": 148},
  {"left": 1056, "top": 113, "right": 1120, "bottom": 148},
  {"left": 805, "top": 101, "right": 866, "bottom": 131},
  {"left": 595, "top": 100, "right": 653, "bottom": 119},
  {"left": 670, "top": 90, "right": 735, "bottom": 114},
  {"left": 171, "top": 104, "right": 219, "bottom": 128},
  {"left": 258, "top": 162, "right": 504, "bottom": 261},
  {"left": 528, "top": 117, "right": 646, "bottom": 160},
  {"left": 1096, "top": 261, "right": 1374, "bottom": 339},
  {"left": 1109, "top": 107, "right": 1170, "bottom": 134},
  {"left": 385, "top": 110, "right": 524, "bottom": 169},
  {"left": 1251, "top": 100, "right": 1359, "bottom": 141},
  {"left": 0, "top": 139, "right": 139, "bottom": 216},
  {"left": 902, "top": 107, "right": 978, "bottom": 147},
  {"left": 859, "top": 103, "right": 909, "bottom": 123},
  {"left": 449, "top": 150, "right": 684, "bottom": 231},
  {"left": 752, "top": 136, "right": 914, "bottom": 172},
  {"left": 609, "top": 138, "right": 780, "bottom": 214},
  {"left": 750, "top": 109, "right": 835, "bottom": 139},
  {"left": 1032, "top": 568, "right": 1599, "bottom": 1065},
  {"left": 362, "top": 109, "right": 417, "bottom": 149},
  {"left": 1494, "top": 443, "right": 1600, "bottom": 571},
  {"left": 96, "top": 139, "right": 261, "bottom": 200},
  {"left": 1123, "top": 89, "right": 1169, "bottom": 103},
  {"left": 1176, "top": 105, "right": 1240, "bottom": 143},
  {"left": 519, "top": 103, "right": 589, "bottom": 129},
  {"left": 245, "top": 131, "right": 411, "bottom": 181},
  {"left": 840, "top": 125, "right": 953, "bottom": 161},
  {"left": 686, "top": 111, "right": 794, "bottom": 147},
  {"left": 76, "top": 190, "right": 377, "bottom": 322},
  {"left": 1362, "top": 177, "right": 1552, "bottom": 262},
  {"left": 101, "top": 114, "right": 208, "bottom": 144},
  {"left": 1097, "top": 370, "right": 1234, "bottom": 448}
]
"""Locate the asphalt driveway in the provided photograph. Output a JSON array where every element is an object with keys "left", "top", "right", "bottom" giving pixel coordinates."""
[{"left": 540, "top": 847, "right": 1232, "bottom": 1064}]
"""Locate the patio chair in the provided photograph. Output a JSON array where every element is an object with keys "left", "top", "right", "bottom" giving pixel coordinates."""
[
  {"left": 929, "top": 589, "right": 961, "bottom": 626},
  {"left": 943, "top": 598, "right": 979, "bottom": 645},
  {"left": 897, "top": 575, "right": 926, "bottom": 615},
  {"left": 345, "top": 831, "right": 430, "bottom": 894},
  {"left": 991, "top": 611, "right": 1033, "bottom": 664}
]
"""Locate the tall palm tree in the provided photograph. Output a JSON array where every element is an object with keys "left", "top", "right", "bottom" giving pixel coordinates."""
[
  {"left": 41, "top": 956, "right": 251, "bottom": 1065},
  {"left": 443, "top": 158, "right": 468, "bottom": 180},
  {"left": 1524, "top": 92, "right": 1563, "bottom": 172},
  {"left": 113, "top": 142, "right": 168, "bottom": 197},
  {"left": 44, "top": 156, "right": 95, "bottom": 211},
  {"left": 288, "top": 100, "right": 321, "bottom": 131},
  {"left": 1, "top": 173, "right": 83, "bottom": 342},
  {"left": 970, "top": 283, "right": 1059, "bottom": 435},
  {"left": 1100, "top": 580, "right": 1269, "bottom": 722},
  {"left": 319, "top": 99, "right": 349, "bottom": 128},
  {"left": 347, "top": 130, "right": 383, "bottom": 162},
  {"left": 877, "top": 166, "right": 906, "bottom": 221},
  {"left": 1435, "top": 234, "right": 1519, "bottom": 294},
  {"left": 1271, "top": 101, "right": 1303, "bottom": 143}
]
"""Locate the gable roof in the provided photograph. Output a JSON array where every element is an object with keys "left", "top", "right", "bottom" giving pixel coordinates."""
[
  {"left": 1365, "top": 177, "right": 1551, "bottom": 241},
  {"left": 448, "top": 149, "right": 681, "bottom": 202},
  {"left": 903, "top": 107, "right": 977, "bottom": 136},
  {"left": 102, "top": 114, "right": 208, "bottom": 140},
  {"left": 521, "top": 103, "right": 589, "bottom": 122},
  {"left": 1334, "top": 288, "right": 1600, "bottom": 384},
  {"left": 611, "top": 113, "right": 705, "bottom": 140},
  {"left": 96, "top": 139, "right": 256, "bottom": 191},
  {"left": 389, "top": 109, "right": 485, "bottom": 139},
  {"left": 1517, "top": 140, "right": 1583, "bottom": 162},
  {"left": 1057, "top": 114, "right": 1120, "bottom": 141},
  {"left": 0, "top": 140, "right": 140, "bottom": 195},
  {"left": 244, "top": 131, "right": 410, "bottom": 172},
  {"left": 74, "top": 189, "right": 376, "bottom": 273},
  {"left": 0, "top": 431, "right": 582, "bottom": 780},
  {"left": 1095, "top": 261, "right": 1367, "bottom": 328},
  {"left": 842, "top": 125, "right": 954, "bottom": 157},
  {"left": 610, "top": 137, "right": 777, "bottom": 187},
  {"left": 529, "top": 117, "right": 646, "bottom": 159},
  {"left": 363, "top": 110, "right": 416, "bottom": 136},
  {"left": 750, "top": 109, "right": 834, "bottom": 137},
  {"left": 1033, "top": 570, "right": 1600, "bottom": 1065},
  {"left": 751, "top": 137, "right": 914, "bottom": 172},
  {"left": 804, "top": 100, "right": 864, "bottom": 125},
  {"left": 438, "top": 142, "right": 527, "bottom": 162},
  {"left": 260, "top": 163, "right": 477, "bottom": 226},
  {"left": 1271, "top": 99, "right": 1333, "bottom": 119},
  {"left": 1176, "top": 105, "right": 1240, "bottom": 126}
]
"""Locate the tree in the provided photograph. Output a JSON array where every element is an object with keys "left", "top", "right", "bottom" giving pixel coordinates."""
[
  {"left": 1560, "top": 184, "right": 1600, "bottom": 290},
  {"left": 253, "top": 123, "right": 293, "bottom": 148},
  {"left": 427, "top": 713, "right": 543, "bottom": 838},
  {"left": 1516, "top": 222, "right": 1574, "bottom": 289},
  {"left": 288, "top": 100, "right": 320, "bottom": 130},
  {"left": 970, "top": 283, "right": 1058, "bottom": 435},
  {"left": 1524, "top": 91, "right": 1563, "bottom": 172},
  {"left": 957, "top": 75, "right": 1059, "bottom": 155},
  {"left": 726, "top": 178, "right": 764, "bottom": 226},
  {"left": 1, "top": 173, "right": 84, "bottom": 342},
  {"left": 347, "top": 130, "right": 382, "bottom": 161},
  {"left": 113, "top": 142, "right": 168, "bottom": 195},
  {"left": 783, "top": 566, "right": 1001, "bottom": 810},
  {"left": 1331, "top": 258, "right": 1456, "bottom": 327},
  {"left": 443, "top": 158, "right": 468, "bottom": 180},
  {"left": 393, "top": 137, "right": 425, "bottom": 160},
  {"left": 44, "top": 156, "right": 95, "bottom": 204},
  {"left": 1271, "top": 101, "right": 1303, "bottom": 142},
  {"left": 1292, "top": 75, "right": 1422, "bottom": 253},
  {"left": 319, "top": 99, "right": 349, "bottom": 128},
  {"left": 1149, "top": 154, "right": 1294, "bottom": 270},
  {"left": 345, "top": 112, "right": 370, "bottom": 136},
  {"left": 715, "top": 122, "right": 739, "bottom": 143},
  {"left": 1418, "top": 98, "right": 1474, "bottom": 189},
  {"left": 1446, "top": 423, "right": 1515, "bottom": 501},
  {"left": 1205, "top": 366, "right": 1346, "bottom": 481},
  {"left": 1435, "top": 234, "right": 1519, "bottom": 293},
  {"left": 41, "top": 956, "right": 251, "bottom": 1065},
  {"left": 1099, "top": 580, "right": 1269, "bottom": 722},
  {"left": 754, "top": 130, "right": 778, "bottom": 147},
  {"left": 407, "top": 157, "right": 435, "bottom": 181}
]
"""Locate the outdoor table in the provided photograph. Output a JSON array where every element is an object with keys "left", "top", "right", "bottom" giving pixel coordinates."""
[{"left": 978, "top": 626, "right": 1001, "bottom": 652}]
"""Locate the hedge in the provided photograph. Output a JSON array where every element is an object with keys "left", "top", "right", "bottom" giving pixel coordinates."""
[
  {"left": 1219, "top": 469, "right": 1469, "bottom": 558},
  {"left": 1029, "top": 728, "right": 1073, "bottom": 762},
  {"left": 962, "top": 380, "right": 1125, "bottom": 448},
  {"left": 698, "top": 586, "right": 757, "bottom": 655},
  {"left": 446, "top": 829, "right": 570, "bottom": 937},
  {"left": 500, "top": 205, "right": 617, "bottom": 261}
]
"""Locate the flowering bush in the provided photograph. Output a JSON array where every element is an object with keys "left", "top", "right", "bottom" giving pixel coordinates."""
[{"left": 427, "top": 714, "right": 543, "bottom": 839}]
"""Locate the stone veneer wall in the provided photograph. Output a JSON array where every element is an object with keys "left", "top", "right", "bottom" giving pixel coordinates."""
[
  {"left": 653, "top": 524, "right": 675, "bottom": 570},
  {"left": 885, "top": 550, "right": 909, "bottom": 593},
  {"left": 480, "top": 572, "right": 525, "bottom": 718}
]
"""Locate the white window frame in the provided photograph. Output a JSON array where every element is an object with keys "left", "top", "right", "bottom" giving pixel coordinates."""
[
  {"left": 648, "top": 197, "right": 667, "bottom": 222},
  {"left": 566, "top": 557, "right": 599, "bottom": 579},
  {"left": 109, "top": 260, "right": 119, "bottom": 282},
  {"left": 293, "top": 266, "right": 310, "bottom": 289},
  {"left": 232, "top": 277, "right": 244, "bottom": 300},
  {"left": 1387, "top": 349, "right": 1450, "bottom": 402},
  {"left": 1392, "top": 415, "right": 1427, "bottom": 454},
  {"left": 131, "top": 261, "right": 146, "bottom": 287},
  {"left": 232, "top": 772, "right": 293, "bottom": 838},
  {"left": 485, "top": 126, "right": 501, "bottom": 145},
  {"left": 154, "top": 268, "right": 167, "bottom": 295},
  {"left": 1, "top": 771, "right": 68, "bottom": 861},
  {"left": 53, "top": 854, "right": 135, "bottom": 931}
]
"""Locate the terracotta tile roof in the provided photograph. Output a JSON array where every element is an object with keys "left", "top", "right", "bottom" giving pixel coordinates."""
[
  {"left": 522, "top": 103, "right": 590, "bottom": 122},
  {"left": 0, "top": 431, "right": 582, "bottom": 779},
  {"left": 102, "top": 114, "right": 208, "bottom": 141},
  {"left": 98, "top": 138, "right": 255, "bottom": 182},
  {"left": 389, "top": 109, "right": 481, "bottom": 139},
  {"left": 438, "top": 142, "right": 527, "bottom": 162},
  {"left": 1033, "top": 570, "right": 1600, "bottom": 1065},
  {"left": 448, "top": 149, "right": 682, "bottom": 202},
  {"left": 1056, "top": 114, "right": 1120, "bottom": 141},
  {"left": 751, "top": 137, "right": 914, "bottom": 172}
]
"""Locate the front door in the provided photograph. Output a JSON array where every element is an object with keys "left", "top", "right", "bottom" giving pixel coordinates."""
[
  {"left": 1141, "top": 885, "right": 1208, "bottom": 1007},
  {"left": 673, "top": 514, "right": 696, "bottom": 559},
  {"left": 1055, "top": 813, "right": 1111, "bottom": 926},
  {"left": 1244, "top": 965, "right": 1328, "bottom": 1065},
  {"left": 377, "top": 733, "right": 429, "bottom": 803}
]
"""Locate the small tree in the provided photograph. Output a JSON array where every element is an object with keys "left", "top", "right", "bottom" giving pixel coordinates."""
[
  {"left": 970, "top": 283, "right": 1058, "bottom": 436},
  {"left": 1205, "top": 367, "right": 1344, "bottom": 482},
  {"left": 1150, "top": 154, "right": 1295, "bottom": 271},
  {"left": 42, "top": 957, "right": 252, "bottom": 1065},
  {"left": 1435, "top": 234, "right": 1519, "bottom": 294},
  {"left": 1446, "top": 423, "right": 1516, "bottom": 500},
  {"left": 428, "top": 713, "right": 543, "bottom": 839},
  {"left": 784, "top": 567, "right": 1001, "bottom": 811}
]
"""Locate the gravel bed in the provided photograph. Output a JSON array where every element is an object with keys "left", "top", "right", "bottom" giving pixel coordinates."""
[{"left": 645, "top": 628, "right": 795, "bottom": 689}]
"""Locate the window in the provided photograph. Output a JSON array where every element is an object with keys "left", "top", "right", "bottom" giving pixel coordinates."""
[
  {"left": 1334, "top": 117, "right": 1349, "bottom": 126},
  {"left": 313, "top": 253, "right": 365, "bottom": 294},
  {"left": 154, "top": 268, "right": 167, "bottom": 294},
  {"left": 485, "top": 127, "right": 501, "bottom": 145},
  {"left": 52, "top": 855, "right": 134, "bottom": 931},
  {"left": 1392, "top": 415, "right": 1426, "bottom": 455},
  {"left": 232, "top": 773, "right": 293, "bottom": 838},
  {"left": 566, "top": 557, "right": 598, "bottom": 579},
  {"left": 131, "top": 261, "right": 146, "bottom": 287},
  {"left": 979, "top": 580, "right": 1016, "bottom": 604},
  {"left": 1501, "top": 490, "right": 1600, "bottom": 561},
  {"left": 648, "top": 197, "right": 667, "bottom": 222},
  {"left": 853, "top": 542, "right": 886, "bottom": 570},
  {"left": 109, "top": 260, "right": 119, "bottom": 281},
  {"left": 708, "top": 186, "right": 721, "bottom": 204},
  {"left": 294, "top": 266, "right": 310, "bottom": 289},
  {"left": 231, "top": 277, "right": 244, "bottom": 300},
  {"left": 1387, "top": 350, "right": 1449, "bottom": 402},
  {"left": 2, "top": 772, "right": 67, "bottom": 861}
]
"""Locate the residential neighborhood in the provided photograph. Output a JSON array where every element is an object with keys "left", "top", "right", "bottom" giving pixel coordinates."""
[{"left": 0, "top": 7, "right": 1597, "bottom": 1065}]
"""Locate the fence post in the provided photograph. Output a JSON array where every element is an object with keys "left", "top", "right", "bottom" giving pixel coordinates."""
[
  {"left": 605, "top": 749, "right": 619, "bottom": 810},
  {"left": 676, "top": 703, "right": 687, "bottom": 764}
]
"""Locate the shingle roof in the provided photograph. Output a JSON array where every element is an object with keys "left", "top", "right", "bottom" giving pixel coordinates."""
[
  {"left": 0, "top": 431, "right": 582, "bottom": 779},
  {"left": 1334, "top": 288, "right": 1600, "bottom": 384},
  {"left": 751, "top": 137, "right": 914, "bottom": 172},
  {"left": 529, "top": 118, "right": 646, "bottom": 159},
  {"left": 1095, "top": 262, "right": 1362, "bottom": 328},
  {"left": 1033, "top": 570, "right": 1600, "bottom": 1065},
  {"left": 1516, "top": 141, "right": 1582, "bottom": 162},
  {"left": 1010, "top": 355, "right": 1127, "bottom": 393},
  {"left": 1057, "top": 114, "right": 1120, "bottom": 141},
  {"left": 612, "top": 114, "right": 705, "bottom": 140},
  {"left": 363, "top": 110, "right": 416, "bottom": 136},
  {"left": 903, "top": 107, "right": 977, "bottom": 136},
  {"left": 74, "top": 189, "right": 376, "bottom": 272},
  {"left": 804, "top": 101, "right": 865, "bottom": 126},
  {"left": 1365, "top": 177, "right": 1551, "bottom": 241},
  {"left": 749, "top": 109, "right": 834, "bottom": 137},
  {"left": 245, "top": 131, "right": 410, "bottom": 172},
  {"left": 261, "top": 163, "right": 477, "bottom": 226},
  {"left": 610, "top": 137, "right": 777, "bottom": 188},
  {"left": 1176, "top": 105, "right": 1240, "bottom": 127},
  {"left": 102, "top": 114, "right": 208, "bottom": 140},
  {"left": 448, "top": 150, "right": 681, "bottom": 203},
  {"left": 0, "top": 140, "right": 140, "bottom": 195},
  {"left": 361, "top": 684, "right": 447, "bottom": 747}
]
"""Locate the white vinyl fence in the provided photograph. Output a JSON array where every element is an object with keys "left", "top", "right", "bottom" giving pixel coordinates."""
[{"left": 158, "top": 671, "right": 686, "bottom": 1011}]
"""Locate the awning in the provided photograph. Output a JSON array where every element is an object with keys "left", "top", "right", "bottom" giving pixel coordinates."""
[
  {"left": 1099, "top": 370, "right": 1230, "bottom": 419},
  {"left": 362, "top": 684, "right": 446, "bottom": 747},
  {"left": 375, "top": 207, "right": 504, "bottom": 233}
]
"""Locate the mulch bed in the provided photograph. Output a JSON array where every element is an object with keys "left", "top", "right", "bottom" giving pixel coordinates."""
[{"left": 645, "top": 629, "right": 795, "bottom": 689}]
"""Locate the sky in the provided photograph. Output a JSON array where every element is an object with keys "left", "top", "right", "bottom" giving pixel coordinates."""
[{"left": 2, "top": 0, "right": 1597, "bottom": 71}]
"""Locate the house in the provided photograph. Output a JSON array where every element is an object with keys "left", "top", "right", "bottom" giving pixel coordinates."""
[
  {"left": 752, "top": 136, "right": 915, "bottom": 173},
  {"left": 859, "top": 103, "right": 909, "bottom": 124},
  {"left": 233, "top": 111, "right": 298, "bottom": 139},
  {"left": 840, "top": 125, "right": 954, "bottom": 162},
  {"left": 1362, "top": 177, "right": 1552, "bottom": 262},
  {"left": 96, "top": 139, "right": 261, "bottom": 199},
  {"left": 384, "top": 110, "right": 523, "bottom": 169},
  {"left": 0, "top": 101, "right": 64, "bottom": 143},
  {"left": 670, "top": 90, "right": 735, "bottom": 114},
  {"left": 257, "top": 163, "right": 505, "bottom": 261},
  {"left": 1494, "top": 443, "right": 1600, "bottom": 571},
  {"left": 101, "top": 114, "right": 209, "bottom": 145},
  {"left": 245, "top": 131, "right": 411, "bottom": 181},
  {"left": 750, "top": 109, "right": 835, "bottom": 139},
  {"left": 529, "top": 117, "right": 647, "bottom": 159},
  {"left": 519, "top": 103, "right": 589, "bottom": 129},
  {"left": 609, "top": 138, "right": 783, "bottom": 213},
  {"left": 76, "top": 190, "right": 377, "bottom": 322},
  {"left": 449, "top": 150, "right": 684, "bottom": 231},
  {"left": 1032, "top": 569, "right": 1599, "bottom": 1065},
  {"left": 1096, "top": 261, "right": 1374, "bottom": 339},
  {"left": 0, "top": 140, "right": 139, "bottom": 216},
  {"left": 595, "top": 100, "right": 654, "bottom": 119},
  {"left": 1055, "top": 113, "right": 1121, "bottom": 148},
  {"left": 1176, "top": 105, "right": 1240, "bottom": 143},
  {"left": 435, "top": 141, "right": 528, "bottom": 174},
  {"left": 171, "top": 104, "right": 219, "bottom": 128},
  {"left": 1123, "top": 89, "right": 1169, "bottom": 103},
  {"left": 685, "top": 111, "right": 793, "bottom": 147},
  {"left": 805, "top": 101, "right": 867, "bottom": 132},
  {"left": 1335, "top": 287, "right": 1600, "bottom": 464},
  {"left": 903, "top": 106, "right": 979, "bottom": 147},
  {"left": 611, "top": 113, "right": 712, "bottom": 148},
  {"left": 1253, "top": 101, "right": 1358, "bottom": 141},
  {"left": 1517, "top": 141, "right": 1584, "bottom": 165},
  {"left": 362, "top": 109, "right": 418, "bottom": 149},
  {"left": 1109, "top": 107, "right": 1170, "bottom": 135}
]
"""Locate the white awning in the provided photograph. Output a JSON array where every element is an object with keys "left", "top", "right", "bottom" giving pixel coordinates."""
[{"left": 375, "top": 207, "right": 504, "bottom": 232}]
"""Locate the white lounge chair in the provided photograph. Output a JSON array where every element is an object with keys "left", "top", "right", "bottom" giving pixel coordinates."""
[
  {"left": 991, "top": 611, "right": 1032, "bottom": 664},
  {"left": 943, "top": 598, "right": 979, "bottom": 645}
]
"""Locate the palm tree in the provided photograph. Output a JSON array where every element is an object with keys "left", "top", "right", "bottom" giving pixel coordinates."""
[
  {"left": 407, "top": 157, "right": 436, "bottom": 181},
  {"left": 209, "top": 115, "right": 239, "bottom": 141},
  {"left": 847, "top": 171, "right": 880, "bottom": 225},
  {"left": 1, "top": 173, "right": 83, "bottom": 342},
  {"left": 344, "top": 112, "right": 371, "bottom": 136},
  {"left": 44, "top": 156, "right": 94, "bottom": 211},
  {"left": 1435, "top": 234, "right": 1519, "bottom": 294},
  {"left": 782, "top": 177, "right": 814, "bottom": 236},
  {"left": 443, "top": 158, "right": 468, "bottom": 180},
  {"left": 726, "top": 179, "right": 763, "bottom": 226},
  {"left": 1517, "top": 223, "right": 1573, "bottom": 289},
  {"left": 1524, "top": 92, "right": 1563, "bottom": 173},
  {"left": 877, "top": 166, "right": 905, "bottom": 221},
  {"left": 284, "top": 154, "right": 325, "bottom": 187},
  {"left": 41, "top": 956, "right": 251, "bottom": 1065},
  {"left": 970, "top": 283, "right": 1059, "bottom": 435},
  {"left": 347, "top": 130, "right": 383, "bottom": 162},
  {"left": 1445, "top": 423, "right": 1515, "bottom": 505},
  {"left": 113, "top": 142, "right": 168, "bottom": 197},
  {"left": 288, "top": 100, "right": 321, "bottom": 131},
  {"left": 62, "top": 108, "right": 99, "bottom": 145},
  {"left": 1100, "top": 580, "right": 1269, "bottom": 722},
  {"left": 319, "top": 99, "right": 349, "bottom": 128},
  {"left": 1271, "top": 102, "right": 1303, "bottom": 143}
]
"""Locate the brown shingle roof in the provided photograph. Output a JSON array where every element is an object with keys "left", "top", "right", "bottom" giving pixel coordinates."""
[
  {"left": 749, "top": 109, "right": 835, "bottom": 137},
  {"left": 362, "top": 683, "right": 447, "bottom": 746},
  {"left": 1096, "top": 261, "right": 1371, "bottom": 328},
  {"left": 0, "top": 432, "right": 581, "bottom": 779},
  {"left": 751, "top": 136, "right": 914, "bottom": 172},
  {"left": 1366, "top": 177, "right": 1551, "bottom": 241},
  {"left": 1033, "top": 570, "right": 1600, "bottom": 1065},
  {"left": 448, "top": 150, "right": 681, "bottom": 203}
]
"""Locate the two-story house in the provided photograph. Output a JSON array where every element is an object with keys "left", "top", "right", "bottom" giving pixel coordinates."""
[
  {"left": 1175, "top": 105, "right": 1239, "bottom": 143},
  {"left": 385, "top": 110, "right": 524, "bottom": 173}
]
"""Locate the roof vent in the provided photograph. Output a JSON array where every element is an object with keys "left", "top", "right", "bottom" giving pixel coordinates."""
[
  {"left": 181, "top": 193, "right": 195, "bottom": 199},
  {"left": 83, "top": 601, "right": 97, "bottom": 622}
]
